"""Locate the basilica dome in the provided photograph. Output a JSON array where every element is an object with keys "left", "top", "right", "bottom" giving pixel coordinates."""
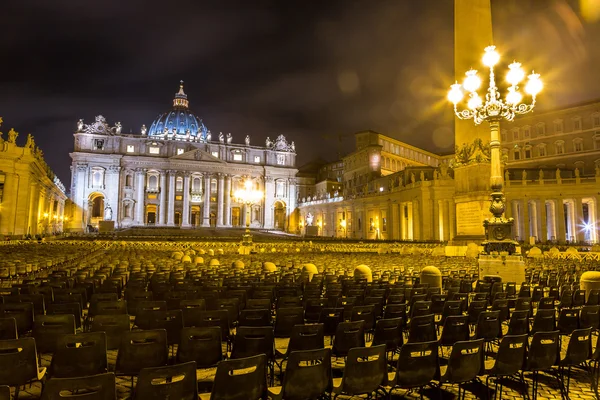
[{"left": 147, "top": 82, "right": 209, "bottom": 139}]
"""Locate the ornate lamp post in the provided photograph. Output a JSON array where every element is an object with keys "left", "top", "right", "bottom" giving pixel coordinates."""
[
  {"left": 448, "top": 46, "right": 543, "bottom": 253},
  {"left": 234, "top": 178, "right": 263, "bottom": 244}
]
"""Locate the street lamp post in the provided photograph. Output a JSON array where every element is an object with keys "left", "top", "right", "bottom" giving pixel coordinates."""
[
  {"left": 234, "top": 178, "right": 264, "bottom": 245},
  {"left": 448, "top": 46, "right": 542, "bottom": 254}
]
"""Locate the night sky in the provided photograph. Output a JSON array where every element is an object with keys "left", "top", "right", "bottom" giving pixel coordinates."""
[{"left": 1, "top": 0, "right": 600, "bottom": 186}]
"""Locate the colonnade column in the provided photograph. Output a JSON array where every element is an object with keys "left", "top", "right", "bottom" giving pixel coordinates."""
[
  {"left": 556, "top": 198, "right": 566, "bottom": 243},
  {"left": 202, "top": 173, "right": 211, "bottom": 227},
  {"left": 224, "top": 175, "right": 232, "bottom": 227},
  {"left": 522, "top": 200, "right": 530, "bottom": 243},
  {"left": 530, "top": 201, "right": 538, "bottom": 241},
  {"left": 181, "top": 173, "right": 191, "bottom": 228},
  {"left": 447, "top": 200, "right": 456, "bottom": 241},
  {"left": 575, "top": 198, "right": 585, "bottom": 243},
  {"left": 167, "top": 171, "right": 175, "bottom": 226},
  {"left": 411, "top": 201, "right": 418, "bottom": 240},
  {"left": 546, "top": 201, "right": 556, "bottom": 241},
  {"left": 216, "top": 173, "right": 225, "bottom": 227},
  {"left": 433, "top": 200, "right": 440, "bottom": 241},
  {"left": 135, "top": 169, "right": 146, "bottom": 225},
  {"left": 159, "top": 171, "right": 167, "bottom": 225},
  {"left": 539, "top": 200, "right": 548, "bottom": 242}
]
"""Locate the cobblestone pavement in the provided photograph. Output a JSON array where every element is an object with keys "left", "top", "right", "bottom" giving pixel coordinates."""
[{"left": 7, "top": 326, "right": 599, "bottom": 399}]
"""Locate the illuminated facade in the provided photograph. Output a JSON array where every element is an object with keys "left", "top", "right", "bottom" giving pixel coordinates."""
[
  {"left": 297, "top": 101, "right": 600, "bottom": 244},
  {"left": 68, "top": 83, "right": 298, "bottom": 233},
  {"left": 0, "top": 118, "right": 67, "bottom": 237}
]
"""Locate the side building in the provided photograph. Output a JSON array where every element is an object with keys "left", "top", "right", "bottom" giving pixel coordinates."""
[
  {"left": 0, "top": 118, "right": 67, "bottom": 237},
  {"left": 297, "top": 100, "right": 600, "bottom": 244},
  {"left": 68, "top": 83, "right": 298, "bottom": 233}
]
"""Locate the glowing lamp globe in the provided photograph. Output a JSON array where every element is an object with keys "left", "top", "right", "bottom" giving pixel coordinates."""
[
  {"left": 525, "top": 73, "right": 543, "bottom": 96},
  {"left": 467, "top": 94, "right": 482, "bottom": 110},
  {"left": 506, "top": 87, "right": 522, "bottom": 105},
  {"left": 463, "top": 69, "right": 481, "bottom": 92},
  {"left": 506, "top": 62, "right": 525, "bottom": 86},
  {"left": 447, "top": 83, "right": 463, "bottom": 104},
  {"left": 482, "top": 46, "right": 500, "bottom": 67}
]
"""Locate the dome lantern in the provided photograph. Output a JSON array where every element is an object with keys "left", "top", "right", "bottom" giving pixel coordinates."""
[{"left": 173, "top": 80, "right": 189, "bottom": 109}]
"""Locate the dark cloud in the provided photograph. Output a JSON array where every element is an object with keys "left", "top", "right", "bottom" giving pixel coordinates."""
[{"left": 0, "top": 0, "right": 599, "bottom": 185}]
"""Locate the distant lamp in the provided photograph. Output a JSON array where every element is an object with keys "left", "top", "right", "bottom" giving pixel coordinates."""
[{"left": 233, "top": 178, "right": 264, "bottom": 244}]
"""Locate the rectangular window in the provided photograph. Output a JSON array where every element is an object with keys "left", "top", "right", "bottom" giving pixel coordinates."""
[
  {"left": 94, "top": 139, "right": 104, "bottom": 150},
  {"left": 277, "top": 154, "right": 285, "bottom": 165},
  {"left": 514, "top": 151, "right": 520, "bottom": 160},
  {"left": 175, "top": 195, "right": 182, "bottom": 201},
  {"left": 501, "top": 131, "right": 507, "bottom": 142},
  {"left": 177, "top": 148, "right": 184, "bottom": 155},
  {"left": 539, "top": 146, "right": 546, "bottom": 157},
  {"left": 233, "top": 153, "right": 243, "bottom": 161},
  {"left": 525, "top": 148, "right": 531, "bottom": 159},
  {"left": 211, "top": 151, "right": 219, "bottom": 158},
  {"left": 574, "top": 141, "right": 583, "bottom": 152},
  {"left": 512, "top": 130, "right": 519, "bottom": 141},
  {"left": 126, "top": 145, "right": 135, "bottom": 153},
  {"left": 149, "top": 147, "right": 160, "bottom": 154},
  {"left": 382, "top": 217, "right": 387, "bottom": 232},
  {"left": 369, "top": 218, "right": 374, "bottom": 232},
  {"left": 594, "top": 115, "right": 600, "bottom": 127},
  {"left": 573, "top": 119, "right": 581, "bottom": 131},
  {"left": 523, "top": 127, "right": 531, "bottom": 138},
  {"left": 554, "top": 121, "right": 563, "bottom": 133}
]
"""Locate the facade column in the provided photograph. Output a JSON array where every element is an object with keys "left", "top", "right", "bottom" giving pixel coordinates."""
[
  {"left": 546, "top": 201, "right": 556, "bottom": 241},
  {"left": 442, "top": 199, "right": 450, "bottom": 242},
  {"left": 593, "top": 196, "right": 600, "bottom": 243},
  {"left": 411, "top": 200, "right": 419, "bottom": 240},
  {"left": 216, "top": 173, "right": 225, "bottom": 227},
  {"left": 448, "top": 199, "right": 456, "bottom": 241},
  {"left": 540, "top": 199, "right": 548, "bottom": 242},
  {"left": 522, "top": 200, "right": 530, "bottom": 243},
  {"left": 264, "top": 176, "right": 275, "bottom": 229},
  {"left": 433, "top": 200, "right": 440, "bottom": 241},
  {"left": 159, "top": 171, "right": 167, "bottom": 225},
  {"left": 202, "top": 173, "right": 211, "bottom": 227},
  {"left": 135, "top": 169, "right": 146, "bottom": 225},
  {"left": 224, "top": 175, "right": 232, "bottom": 227},
  {"left": 167, "top": 171, "right": 175, "bottom": 226},
  {"left": 556, "top": 198, "right": 566, "bottom": 243},
  {"left": 530, "top": 201, "right": 538, "bottom": 241},
  {"left": 575, "top": 197, "right": 585, "bottom": 243},
  {"left": 181, "top": 173, "right": 191, "bottom": 228}
]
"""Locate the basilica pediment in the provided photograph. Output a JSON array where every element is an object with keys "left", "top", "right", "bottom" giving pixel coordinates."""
[{"left": 170, "top": 148, "right": 226, "bottom": 163}]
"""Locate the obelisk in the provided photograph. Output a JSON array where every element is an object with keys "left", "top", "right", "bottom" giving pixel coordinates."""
[{"left": 453, "top": 0, "right": 494, "bottom": 242}]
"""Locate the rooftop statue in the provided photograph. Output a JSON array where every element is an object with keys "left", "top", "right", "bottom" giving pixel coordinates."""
[
  {"left": 226, "top": 133, "right": 232, "bottom": 144},
  {"left": 245, "top": 135, "right": 250, "bottom": 146},
  {"left": 141, "top": 124, "right": 147, "bottom": 135},
  {"left": 114, "top": 122, "right": 122, "bottom": 135},
  {"left": 219, "top": 132, "right": 224, "bottom": 143},
  {"left": 8, "top": 128, "right": 18, "bottom": 144}
]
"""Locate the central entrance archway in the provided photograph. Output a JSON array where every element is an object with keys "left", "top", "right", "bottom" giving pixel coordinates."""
[{"left": 274, "top": 201, "right": 286, "bottom": 230}]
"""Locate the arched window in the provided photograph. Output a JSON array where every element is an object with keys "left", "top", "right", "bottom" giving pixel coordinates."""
[
  {"left": 192, "top": 177, "right": 201, "bottom": 192},
  {"left": 123, "top": 202, "right": 132, "bottom": 218},
  {"left": 555, "top": 140, "right": 565, "bottom": 155},
  {"left": 513, "top": 148, "right": 521, "bottom": 160},
  {"left": 125, "top": 174, "right": 133, "bottom": 188},
  {"left": 176, "top": 177, "right": 183, "bottom": 191},
  {"left": 148, "top": 175, "right": 158, "bottom": 190},
  {"left": 573, "top": 138, "right": 583, "bottom": 152},
  {"left": 524, "top": 146, "right": 532, "bottom": 159},
  {"left": 91, "top": 196, "right": 104, "bottom": 218},
  {"left": 91, "top": 168, "right": 104, "bottom": 188}
]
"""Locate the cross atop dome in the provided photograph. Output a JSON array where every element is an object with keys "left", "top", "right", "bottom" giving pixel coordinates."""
[{"left": 173, "top": 80, "right": 189, "bottom": 108}]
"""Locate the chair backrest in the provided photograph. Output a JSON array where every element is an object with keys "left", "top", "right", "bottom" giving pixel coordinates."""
[
  {"left": 439, "top": 300, "right": 463, "bottom": 326},
  {"left": 135, "top": 361, "right": 197, "bottom": 400},
  {"left": 33, "top": 314, "right": 77, "bottom": 353},
  {"left": 384, "top": 303, "right": 406, "bottom": 320},
  {"left": 0, "top": 337, "right": 41, "bottom": 387},
  {"left": 538, "top": 297, "right": 555, "bottom": 310},
  {"left": 475, "top": 310, "right": 501, "bottom": 341},
  {"left": 239, "top": 309, "right": 271, "bottom": 327},
  {"left": 350, "top": 305, "right": 375, "bottom": 331},
  {"left": 116, "top": 329, "right": 168, "bottom": 375},
  {"left": 211, "top": 354, "right": 267, "bottom": 400},
  {"left": 372, "top": 317, "right": 403, "bottom": 351},
  {"left": 318, "top": 307, "right": 344, "bottom": 336},
  {"left": 339, "top": 345, "right": 387, "bottom": 396},
  {"left": 196, "top": 310, "right": 230, "bottom": 340},
  {"left": 41, "top": 372, "right": 116, "bottom": 400},
  {"left": 580, "top": 305, "right": 600, "bottom": 330},
  {"left": 531, "top": 308, "right": 556, "bottom": 334},
  {"left": 332, "top": 320, "right": 366, "bottom": 357},
  {"left": 48, "top": 302, "right": 82, "bottom": 329},
  {"left": 410, "top": 301, "right": 432, "bottom": 318},
  {"left": 557, "top": 308, "right": 579, "bottom": 335},
  {"left": 526, "top": 331, "right": 560, "bottom": 371},
  {"left": 507, "top": 309, "right": 529, "bottom": 335},
  {"left": 177, "top": 327, "right": 223, "bottom": 368},
  {"left": 587, "top": 289, "right": 600, "bottom": 306},
  {"left": 135, "top": 309, "right": 183, "bottom": 346},
  {"left": 274, "top": 307, "right": 304, "bottom": 338},
  {"left": 491, "top": 299, "right": 509, "bottom": 322},
  {"left": 408, "top": 314, "right": 437, "bottom": 343},
  {"left": 50, "top": 332, "right": 108, "bottom": 378},
  {"left": 95, "top": 301, "right": 127, "bottom": 316},
  {"left": 562, "top": 327, "right": 592, "bottom": 366},
  {"left": 467, "top": 300, "right": 488, "bottom": 324},
  {"left": 515, "top": 297, "right": 532, "bottom": 313},
  {"left": 277, "top": 296, "right": 302, "bottom": 309},
  {"left": 445, "top": 339, "right": 484, "bottom": 383},
  {"left": 90, "top": 314, "right": 130, "bottom": 350},
  {"left": 0, "top": 302, "right": 34, "bottom": 334},
  {"left": 287, "top": 323, "right": 324, "bottom": 353},
  {"left": 489, "top": 334, "right": 527, "bottom": 376},
  {"left": 572, "top": 289, "right": 586, "bottom": 307},
  {"left": 439, "top": 315, "right": 470, "bottom": 346},
  {"left": 231, "top": 326, "right": 274, "bottom": 360},
  {"left": 395, "top": 341, "right": 438, "bottom": 389},
  {"left": 0, "top": 317, "right": 17, "bottom": 340},
  {"left": 0, "top": 385, "right": 9, "bottom": 400},
  {"left": 281, "top": 348, "right": 332, "bottom": 400}
]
